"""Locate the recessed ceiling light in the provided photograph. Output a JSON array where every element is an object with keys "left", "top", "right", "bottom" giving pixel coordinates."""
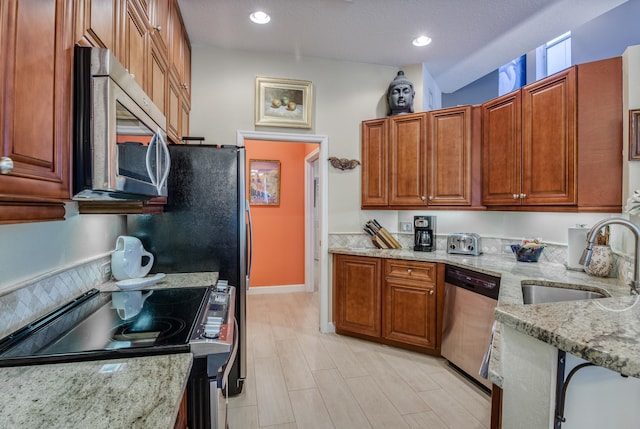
[
  {"left": 250, "top": 11, "right": 271, "bottom": 24},
  {"left": 412, "top": 36, "right": 432, "bottom": 47}
]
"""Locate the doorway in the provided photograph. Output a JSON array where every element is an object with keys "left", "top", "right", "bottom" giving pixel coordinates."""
[
  {"left": 305, "top": 149, "right": 320, "bottom": 292},
  {"left": 236, "top": 130, "right": 331, "bottom": 333}
]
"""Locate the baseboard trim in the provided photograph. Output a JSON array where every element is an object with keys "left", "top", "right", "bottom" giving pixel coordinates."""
[
  {"left": 247, "top": 284, "right": 306, "bottom": 295},
  {"left": 321, "top": 322, "right": 336, "bottom": 334}
]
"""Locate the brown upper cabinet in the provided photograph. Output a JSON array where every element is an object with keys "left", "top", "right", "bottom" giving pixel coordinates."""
[
  {"left": 0, "top": 0, "right": 191, "bottom": 224},
  {"left": 389, "top": 112, "right": 428, "bottom": 206},
  {"left": 482, "top": 57, "right": 622, "bottom": 212},
  {"left": 0, "top": 0, "right": 75, "bottom": 223},
  {"left": 361, "top": 118, "right": 388, "bottom": 206},
  {"left": 121, "top": 0, "right": 149, "bottom": 91},
  {"left": 167, "top": 0, "right": 191, "bottom": 141},
  {"left": 75, "top": 0, "right": 118, "bottom": 51},
  {"left": 150, "top": 0, "right": 170, "bottom": 51},
  {"left": 75, "top": 0, "right": 190, "bottom": 143},
  {"left": 361, "top": 106, "right": 481, "bottom": 209},
  {"left": 428, "top": 106, "right": 481, "bottom": 207}
]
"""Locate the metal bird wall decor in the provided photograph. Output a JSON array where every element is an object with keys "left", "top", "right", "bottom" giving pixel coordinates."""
[{"left": 328, "top": 157, "right": 360, "bottom": 171}]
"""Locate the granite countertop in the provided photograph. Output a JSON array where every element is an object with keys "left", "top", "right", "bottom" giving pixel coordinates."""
[
  {"left": 100, "top": 271, "right": 219, "bottom": 292},
  {"left": 0, "top": 272, "right": 218, "bottom": 429},
  {"left": 0, "top": 354, "right": 192, "bottom": 429},
  {"left": 329, "top": 248, "right": 635, "bottom": 386}
]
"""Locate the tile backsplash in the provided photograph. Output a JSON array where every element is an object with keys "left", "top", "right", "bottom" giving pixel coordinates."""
[
  {"left": 0, "top": 232, "right": 629, "bottom": 339},
  {"left": 329, "top": 232, "right": 625, "bottom": 280},
  {"left": 329, "top": 232, "right": 565, "bottom": 259},
  {"left": 0, "top": 256, "right": 110, "bottom": 339}
]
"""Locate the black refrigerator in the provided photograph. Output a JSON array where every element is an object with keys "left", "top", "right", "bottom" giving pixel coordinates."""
[{"left": 127, "top": 144, "right": 250, "bottom": 397}]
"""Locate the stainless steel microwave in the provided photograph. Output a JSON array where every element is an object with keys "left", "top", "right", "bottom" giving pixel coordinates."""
[{"left": 73, "top": 46, "right": 170, "bottom": 201}]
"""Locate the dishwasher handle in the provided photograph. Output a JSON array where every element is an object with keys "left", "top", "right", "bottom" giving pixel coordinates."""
[{"left": 444, "top": 265, "right": 500, "bottom": 300}]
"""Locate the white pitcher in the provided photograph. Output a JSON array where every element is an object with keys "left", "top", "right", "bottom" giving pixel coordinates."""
[
  {"left": 111, "top": 236, "right": 154, "bottom": 280},
  {"left": 112, "top": 290, "right": 154, "bottom": 320}
]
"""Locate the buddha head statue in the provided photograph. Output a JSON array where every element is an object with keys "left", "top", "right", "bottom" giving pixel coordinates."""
[{"left": 387, "top": 71, "right": 415, "bottom": 116}]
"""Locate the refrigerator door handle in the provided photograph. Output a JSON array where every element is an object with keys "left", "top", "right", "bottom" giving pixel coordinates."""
[{"left": 246, "top": 200, "right": 253, "bottom": 290}]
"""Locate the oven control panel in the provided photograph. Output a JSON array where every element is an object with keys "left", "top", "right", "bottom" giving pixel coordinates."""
[{"left": 190, "top": 283, "right": 236, "bottom": 357}]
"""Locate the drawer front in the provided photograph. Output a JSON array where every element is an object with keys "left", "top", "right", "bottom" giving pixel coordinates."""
[{"left": 385, "top": 260, "right": 436, "bottom": 284}]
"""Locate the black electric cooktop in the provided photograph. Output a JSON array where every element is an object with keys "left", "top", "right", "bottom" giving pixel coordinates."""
[{"left": 0, "top": 287, "right": 210, "bottom": 367}]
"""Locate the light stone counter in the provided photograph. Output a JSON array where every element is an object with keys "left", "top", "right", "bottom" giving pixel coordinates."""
[
  {"left": 0, "top": 272, "right": 218, "bottom": 429},
  {"left": 0, "top": 354, "right": 192, "bottom": 429},
  {"left": 99, "top": 271, "right": 219, "bottom": 292},
  {"left": 329, "top": 248, "right": 634, "bottom": 386}
]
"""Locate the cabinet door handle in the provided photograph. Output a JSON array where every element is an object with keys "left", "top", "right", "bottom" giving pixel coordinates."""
[
  {"left": 520, "top": 193, "right": 526, "bottom": 199},
  {"left": 0, "top": 156, "right": 14, "bottom": 174},
  {"left": 428, "top": 195, "right": 433, "bottom": 201},
  {"left": 420, "top": 196, "right": 426, "bottom": 201},
  {"left": 429, "top": 290, "right": 434, "bottom": 295},
  {"left": 181, "top": 83, "right": 189, "bottom": 90},
  {"left": 154, "top": 25, "right": 162, "bottom": 32},
  {"left": 407, "top": 269, "right": 412, "bottom": 274},
  {"left": 513, "top": 194, "right": 519, "bottom": 199}
]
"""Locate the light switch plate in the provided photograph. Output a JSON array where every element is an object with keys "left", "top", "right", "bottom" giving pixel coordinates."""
[
  {"left": 100, "top": 262, "right": 112, "bottom": 282},
  {"left": 399, "top": 222, "right": 412, "bottom": 232}
]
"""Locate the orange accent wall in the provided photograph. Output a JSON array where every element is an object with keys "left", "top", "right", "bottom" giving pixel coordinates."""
[{"left": 246, "top": 139, "right": 317, "bottom": 287}]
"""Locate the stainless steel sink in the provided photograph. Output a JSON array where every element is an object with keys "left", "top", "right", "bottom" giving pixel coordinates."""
[{"left": 522, "top": 284, "right": 606, "bottom": 304}]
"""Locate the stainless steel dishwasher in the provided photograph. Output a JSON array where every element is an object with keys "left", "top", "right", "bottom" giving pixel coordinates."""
[{"left": 441, "top": 265, "right": 500, "bottom": 390}]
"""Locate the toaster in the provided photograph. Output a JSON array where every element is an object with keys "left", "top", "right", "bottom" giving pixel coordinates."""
[{"left": 447, "top": 233, "right": 482, "bottom": 256}]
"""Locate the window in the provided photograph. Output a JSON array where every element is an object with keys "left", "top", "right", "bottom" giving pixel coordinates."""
[{"left": 536, "top": 31, "right": 572, "bottom": 80}]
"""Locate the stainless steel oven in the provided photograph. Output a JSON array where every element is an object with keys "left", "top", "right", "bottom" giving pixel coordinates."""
[
  {"left": 73, "top": 46, "right": 170, "bottom": 201},
  {"left": 0, "top": 284, "right": 236, "bottom": 429}
]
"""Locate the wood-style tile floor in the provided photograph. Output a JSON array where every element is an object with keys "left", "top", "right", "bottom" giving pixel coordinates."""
[{"left": 227, "top": 292, "right": 491, "bottom": 428}]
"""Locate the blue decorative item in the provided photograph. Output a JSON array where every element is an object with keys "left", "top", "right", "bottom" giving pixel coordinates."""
[{"left": 511, "top": 244, "right": 544, "bottom": 263}]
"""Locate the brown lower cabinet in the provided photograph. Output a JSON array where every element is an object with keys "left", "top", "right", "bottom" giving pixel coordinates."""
[
  {"left": 333, "top": 254, "right": 382, "bottom": 339},
  {"left": 173, "top": 389, "right": 188, "bottom": 429},
  {"left": 491, "top": 384, "right": 503, "bottom": 429},
  {"left": 333, "top": 254, "right": 442, "bottom": 355},
  {"left": 383, "top": 259, "right": 438, "bottom": 350}
]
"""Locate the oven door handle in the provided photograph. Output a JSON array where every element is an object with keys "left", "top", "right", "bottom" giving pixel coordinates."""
[{"left": 221, "top": 317, "right": 239, "bottom": 391}]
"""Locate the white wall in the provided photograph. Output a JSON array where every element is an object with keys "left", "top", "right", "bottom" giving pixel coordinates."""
[
  {"left": 190, "top": 45, "right": 621, "bottom": 246},
  {"left": 0, "top": 204, "right": 125, "bottom": 292},
  {"left": 190, "top": 45, "right": 399, "bottom": 233}
]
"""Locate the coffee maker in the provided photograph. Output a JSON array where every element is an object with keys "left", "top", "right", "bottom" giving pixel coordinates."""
[{"left": 414, "top": 216, "right": 436, "bottom": 252}]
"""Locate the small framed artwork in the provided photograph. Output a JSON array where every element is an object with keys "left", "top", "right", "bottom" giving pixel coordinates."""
[
  {"left": 249, "top": 159, "right": 281, "bottom": 206},
  {"left": 630, "top": 109, "right": 640, "bottom": 160},
  {"left": 255, "top": 76, "right": 313, "bottom": 128}
]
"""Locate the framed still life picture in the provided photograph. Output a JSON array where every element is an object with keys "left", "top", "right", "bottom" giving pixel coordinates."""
[
  {"left": 255, "top": 76, "right": 313, "bottom": 128},
  {"left": 249, "top": 159, "right": 281, "bottom": 206}
]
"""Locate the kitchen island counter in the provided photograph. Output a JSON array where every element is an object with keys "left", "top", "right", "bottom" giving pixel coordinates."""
[{"left": 329, "top": 248, "right": 633, "bottom": 386}]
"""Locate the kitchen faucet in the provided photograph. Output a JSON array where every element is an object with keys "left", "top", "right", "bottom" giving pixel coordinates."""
[{"left": 579, "top": 217, "right": 640, "bottom": 295}]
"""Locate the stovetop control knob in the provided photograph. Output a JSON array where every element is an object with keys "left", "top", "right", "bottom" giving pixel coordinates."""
[{"left": 203, "top": 326, "right": 220, "bottom": 339}]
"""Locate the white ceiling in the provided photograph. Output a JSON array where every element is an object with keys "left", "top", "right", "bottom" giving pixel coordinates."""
[{"left": 178, "top": 0, "right": 628, "bottom": 93}]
